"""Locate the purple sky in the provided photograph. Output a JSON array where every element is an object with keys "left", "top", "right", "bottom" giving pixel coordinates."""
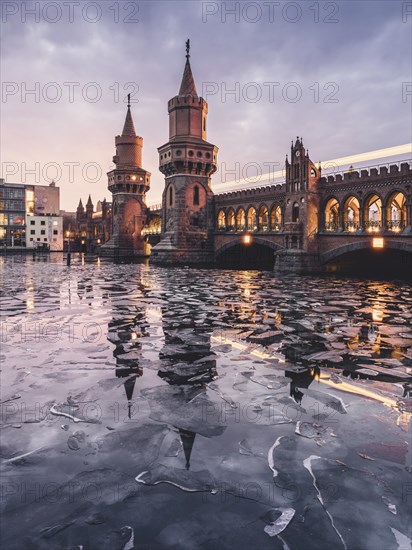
[{"left": 2, "top": 0, "right": 411, "bottom": 210}]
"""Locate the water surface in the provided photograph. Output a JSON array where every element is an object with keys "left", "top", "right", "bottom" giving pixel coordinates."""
[{"left": 1, "top": 254, "right": 411, "bottom": 549}]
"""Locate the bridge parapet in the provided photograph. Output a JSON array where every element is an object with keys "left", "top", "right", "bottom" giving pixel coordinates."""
[
  {"left": 215, "top": 183, "right": 285, "bottom": 203},
  {"left": 320, "top": 160, "right": 412, "bottom": 185},
  {"left": 283, "top": 222, "right": 303, "bottom": 234}
]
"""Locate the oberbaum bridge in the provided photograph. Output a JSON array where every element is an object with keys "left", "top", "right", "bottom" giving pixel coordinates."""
[{"left": 93, "top": 42, "right": 412, "bottom": 274}]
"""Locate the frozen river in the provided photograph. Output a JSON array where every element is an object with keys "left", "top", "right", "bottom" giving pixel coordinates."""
[{"left": 1, "top": 254, "right": 411, "bottom": 550}]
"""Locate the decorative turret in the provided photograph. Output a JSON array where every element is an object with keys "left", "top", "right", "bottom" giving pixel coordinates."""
[
  {"left": 158, "top": 39, "right": 218, "bottom": 178},
  {"left": 76, "top": 198, "right": 85, "bottom": 221},
  {"left": 86, "top": 195, "right": 93, "bottom": 220},
  {"left": 100, "top": 98, "right": 152, "bottom": 258},
  {"left": 275, "top": 137, "right": 322, "bottom": 273},
  {"left": 286, "top": 136, "right": 320, "bottom": 193}
]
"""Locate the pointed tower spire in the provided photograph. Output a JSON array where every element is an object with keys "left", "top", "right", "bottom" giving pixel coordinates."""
[
  {"left": 179, "top": 428, "right": 196, "bottom": 470},
  {"left": 77, "top": 198, "right": 84, "bottom": 210},
  {"left": 179, "top": 39, "right": 198, "bottom": 97},
  {"left": 86, "top": 194, "right": 93, "bottom": 208},
  {"left": 122, "top": 94, "right": 137, "bottom": 137}
]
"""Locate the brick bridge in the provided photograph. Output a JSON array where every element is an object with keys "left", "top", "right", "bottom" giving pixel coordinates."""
[{"left": 147, "top": 138, "right": 412, "bottom": 273}]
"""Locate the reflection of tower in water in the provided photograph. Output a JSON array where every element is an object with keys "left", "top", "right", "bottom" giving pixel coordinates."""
[
  {"left": 108, "top": 310, "right": 145, "bottom": 419},
  {"left": 158, "top": 284, "right": 218, "bottom": 470},
  {"left": 285, "top": 366, "right": 320, "bottom": 404}
]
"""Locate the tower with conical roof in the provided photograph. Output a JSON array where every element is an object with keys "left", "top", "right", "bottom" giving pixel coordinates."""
[
  {"left": 151, "top": 40, "right": 218, "bottom": 265},
  {"left": 100, "top": 96, "right": 151, "bottom": 258}
]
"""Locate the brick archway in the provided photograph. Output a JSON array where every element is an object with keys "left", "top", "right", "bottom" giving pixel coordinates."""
[
  {"left": 215, "top": 235, "right": 284, "bottom": 259},
  {"left": 320, "top": 239, "right": 412, "bottom": 264}
]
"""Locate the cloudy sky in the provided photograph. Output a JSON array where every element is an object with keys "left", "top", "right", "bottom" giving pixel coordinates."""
[{"left": 1, "top": 0, "right": 411, "bottom": 210}]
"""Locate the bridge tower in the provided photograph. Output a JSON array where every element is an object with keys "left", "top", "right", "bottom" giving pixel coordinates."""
[
  {"left": 275, "top": 137, "right": 322, "bottom": 272},
  {"left": 99, "top": 96, "right": 151, "bottom": 258},
  {"left": 151, "top": 40, "right": 218, "bottom": 265}
]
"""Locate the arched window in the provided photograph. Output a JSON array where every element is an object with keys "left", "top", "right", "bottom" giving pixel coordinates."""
[
  {"left": 364, "top": 194, "right": 382, "bottom": 232},
  {"left": 168, "top": 186, "right": 174, "bottom": 207},
  {"left": 236, "top": 208, "right": 246, "bottom": 231},
  {"left": 324, "top": 198, "right": 339, "bottom": 231},
  {"left": 258, "top": 205, "right": 269, "bottom": 232},
  {"left": 292, "top": 203, "right": 299, "bottom": 223},
  {"left": 386, "top": 192, "right": 407, "bottom": 231},
  {"left": 193, "top": 185, "right": 200, "bottom": 206},
  {"left": 247, "top": 207, "right": 257, "bottom": 231},
  {"left": 217, "top": 210, "right": 226, "bottom": 230},
  {"left": 270, "top": 205, "right": 282, "bottom": 231},
  {"left": 227, "top": 208, "right": 235, "bottom": 231},
  {"left": 343, "top": 196, "right": 360, "bottom": 231}
]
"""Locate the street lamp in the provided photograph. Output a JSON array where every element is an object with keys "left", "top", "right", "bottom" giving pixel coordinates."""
[{"left": 66, "top": 225, "right": 72, "bottom": 266}]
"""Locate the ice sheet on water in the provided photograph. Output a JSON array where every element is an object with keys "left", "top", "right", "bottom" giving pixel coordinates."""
[
  {"left": 295, "top": 421, "right": 319, "bottom": 439},
  {"left": 304, "top": 455, "right": 410, "bottom": 550},
  {"left": 97, "top": 424, "right": 169, "bottom": 467},
  {"left": 262, "top": 508, "right": 295, "bottom": 537},
  {"left": 297, "top": 388, "right": 348, "bottom": 414},
  {"left": 136, "top": 463, "right": 217, "bottom": 493},
  {"left": 391, "top": 528, "right": 412, "bottom": 549},
  {"left": 142, "top": 385, "right": 226, "bottom": 437}
]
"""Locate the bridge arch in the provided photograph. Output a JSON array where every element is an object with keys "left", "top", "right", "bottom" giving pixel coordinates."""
[
  {"left": 320, "top": 239, "right": 412, "bottom": 264},
  {"left": 215, "top": 234, "right": 284, "bottom": 258}
]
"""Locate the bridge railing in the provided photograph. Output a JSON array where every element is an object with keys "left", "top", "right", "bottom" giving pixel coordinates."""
[
  {"left": 386, "top": 220, "right": 405, "bottom": 231},
  {"left": 324, "top": 221, "right": 339, "bottom": 232},
  {"left": 322, "top": 220, "right": 407, "bottom": 233},
  {"left": 216, "top": 223, "right": 283, "bottom": 233},
  {"left": 142, "top": 227, "right": 162, "bottom": 235}
]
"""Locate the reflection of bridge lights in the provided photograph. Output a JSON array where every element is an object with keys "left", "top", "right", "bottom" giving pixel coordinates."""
[
  {"left": 372, "top": 237, "right": 384, "bottom": 248},
  {"left": 372, "top": 308, "right": 384, "bottom": 322}
]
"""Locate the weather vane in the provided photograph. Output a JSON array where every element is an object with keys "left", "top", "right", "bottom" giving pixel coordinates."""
[{"left": 185, "top": 39, "right": 190, "bottom": 58}]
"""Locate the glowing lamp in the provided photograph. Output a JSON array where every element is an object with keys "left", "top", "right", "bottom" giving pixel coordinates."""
[
  {"left": 372, "top": 238, "right": 384, "bottom": 249},
  {"left": 81, "top": 240, "right": 85, "bottom": 245},
  {"left": 243, "top": 234, "right": 252, "bottom": 245},
  {"left": 97, "top": 239, "right": 101, "bottom": 244}
]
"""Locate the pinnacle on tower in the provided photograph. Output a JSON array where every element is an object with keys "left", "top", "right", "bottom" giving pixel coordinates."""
[
  {"left": 86, "top": 194, "right": 93, "bottom": 208},
  {"left": 121, "top": 94, "right": 137, "bottom": 137},
  {"left": 77, "top": 198, "right": 84, "bottom": 210},
  {"left": 178, "top": 39, "right": 198, "bottom": 97}
]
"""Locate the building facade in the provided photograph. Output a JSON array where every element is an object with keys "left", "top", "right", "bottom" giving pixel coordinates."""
[{"left": 0, "top": 179, "right": 63, "bottom": 251}]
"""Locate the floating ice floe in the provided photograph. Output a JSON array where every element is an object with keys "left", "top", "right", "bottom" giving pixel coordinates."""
[
  {"left": 262, "top": 508, "right": 295, "bottom": 537},
  {"left": 135, "top": 464, "right": 217, "bottom": 493},
  {"left": 297, "top": 388, "right": 348, "bottom": 414}
]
